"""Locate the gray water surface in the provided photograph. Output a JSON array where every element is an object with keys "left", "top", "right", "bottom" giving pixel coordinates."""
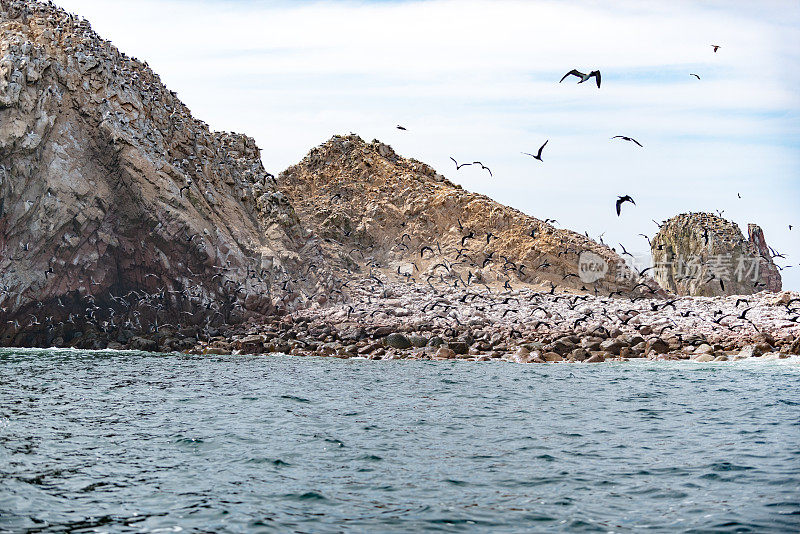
[{"left": 1, "top": 349, "right": 799, "bottom": 533}]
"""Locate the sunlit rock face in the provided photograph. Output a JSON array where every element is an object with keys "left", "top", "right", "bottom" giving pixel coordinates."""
[
  {"left": 651, "top": 213, "right": 781, "bottom": 297},
  {"left": 278, "top": 134, "right": 662, "bottom": 297}
]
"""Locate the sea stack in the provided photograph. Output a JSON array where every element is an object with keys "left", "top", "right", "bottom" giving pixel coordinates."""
[{"left": 650, "top": 213, "right": 782, "bottom": 296}]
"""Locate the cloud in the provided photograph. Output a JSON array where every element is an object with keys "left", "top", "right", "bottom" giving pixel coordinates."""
[{"left": 54, "top": 0, "right": 800, "bottom": 290}]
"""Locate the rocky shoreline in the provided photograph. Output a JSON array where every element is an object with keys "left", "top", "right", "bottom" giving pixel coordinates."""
[{"left": 162, "top": 282, "right": 800, "bottom": 363}]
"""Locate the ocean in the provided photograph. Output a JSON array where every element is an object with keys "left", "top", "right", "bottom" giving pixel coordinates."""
[{"left": 1, "top": 349, "right": 799, "bottom": 533}]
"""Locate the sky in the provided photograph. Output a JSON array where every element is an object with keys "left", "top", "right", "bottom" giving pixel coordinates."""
[{"left": 56, "top": 0, "right": 800, "bottom": 290}]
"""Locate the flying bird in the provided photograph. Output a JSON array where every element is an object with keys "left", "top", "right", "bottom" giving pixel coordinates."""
[
  {"left": 616, "top": 195, "right": 636, "bottom": 216},
  {"left": 522, "top": 140, "right": 549, "bottom": 162},
  {"left": 559, "top": 69, "right": 601, "bottom": 88},
  {"left": 472, "top": 161, "right": 493, "bottom": 177},
  {"left": 611, "top": 136, "right": 643, "bottom": 147},
  {"left": 689, "top": 73, "right": 701, "bottom": 80},
  {"left": 396, "top": 125, "right": 407, "bottom": 130},
  {"left": 449, "top": 157, "right": 471, "bottom": 170},
  {"left": 711, "top": 45, "right": 721, "bottom": 53}
]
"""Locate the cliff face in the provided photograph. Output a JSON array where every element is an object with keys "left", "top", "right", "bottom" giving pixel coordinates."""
[
  {"left": 0, "top": 0, "right": 325, "bottom": 347},
  {"left": 0, "top": 1, "right": 663, "bottom": 350},
  {"left": 651, "top": 213, "right": 781, "bottom": 297},
  {"left": 278, "top": 135, "right": 662, "bottom": 296}
]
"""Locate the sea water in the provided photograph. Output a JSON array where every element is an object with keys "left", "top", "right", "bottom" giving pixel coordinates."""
[{"left": 1, "top": 349, "right": 799, "bottom": 532}]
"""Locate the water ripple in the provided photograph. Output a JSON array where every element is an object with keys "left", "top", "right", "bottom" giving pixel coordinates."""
[{"left": 0, "top": 351, "right": 799, "bottom": 532}]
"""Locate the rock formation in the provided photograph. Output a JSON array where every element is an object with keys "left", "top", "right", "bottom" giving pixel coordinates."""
[
  {"left": 278, "top": 135, "right": 661, "bottom": 296},
  {"left": 650, "top": 213, "right": 781, "bottom": 297},
  {"left": 0, "top": 0, "right": 661, "bottom": 350},
  {"left": 0, "top": 0, "right": 328, "bottom": 347}
]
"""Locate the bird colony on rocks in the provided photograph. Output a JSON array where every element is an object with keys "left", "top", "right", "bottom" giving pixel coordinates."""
[{"left": 0, "top": 0, "right": 796, "bottom": 361}]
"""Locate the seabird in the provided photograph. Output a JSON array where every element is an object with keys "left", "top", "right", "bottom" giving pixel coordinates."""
[
  {"left": 449, "top": 157, "right": 471, "bottom": 170},
  {"left": 611, "top": 135, "right": 643, "bottom": 147},
  {"left": 615, "top": 195, "right": 635, "bottom": 216},
  {"left": 559, "top": 69, "right": 601, "bottom": 88},
  {"left": 711, "top": 45, "right": 720, "bottom": 53},
  {"left": 690, "top": 73, "right": 701, "bottom": 80},
  {"left": 522, "top": 140, "right": 548, "bottom": 162}
]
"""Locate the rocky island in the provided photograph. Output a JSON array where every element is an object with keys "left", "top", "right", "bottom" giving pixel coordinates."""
[{"left": 1, "top": 0, "right": 797, "bottom": 363}]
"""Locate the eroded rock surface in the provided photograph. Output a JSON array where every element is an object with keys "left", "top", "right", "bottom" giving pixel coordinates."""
[
  {"left": 651, "top": 213, "right": 781, "bottom": 297},
  {"left": 0, "top": 0, "right": 325, "bottom": 346},
  {"left": 278, "top": 135, "right": 662, "bottom": 297}
]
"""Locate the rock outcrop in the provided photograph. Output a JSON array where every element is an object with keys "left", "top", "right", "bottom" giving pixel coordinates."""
[
  {"left": 650, "top": 213, "right": 781, "bottom": 297},
  {"left": 0, "top": 1, "right": 663, "bottom": 350},
  {"left": 278, "top": 135, "right": 662, "bottom": 296},
  {"left": 0, "top": 0, "right": 327, "bottom": 347}
]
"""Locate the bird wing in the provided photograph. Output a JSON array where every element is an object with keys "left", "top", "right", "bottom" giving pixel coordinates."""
[
  {"left": 616, "top": 198, "right": 623, "bottom": 216},
  {"left": 536, "top": 140, "right": 548, "bottom": 158},
  {"left": 632, "top": 138, "right": 643, "bottom": 147},
  {"left": 559, "top": 69, "right": 584, "bottom": 83},
  {"left": 591, "top": 70, "right": 601, "bottom": 88}
]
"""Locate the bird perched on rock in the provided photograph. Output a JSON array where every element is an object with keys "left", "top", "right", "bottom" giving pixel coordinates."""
[
  {"left": 616, "top": 195, "right": 635, "bottom": 216},
  {"left": 611, "top": 136, "right": 643, "bottom": 147},
  {"left": 559, "top": 69, "right": 601, "bottom": 88}
]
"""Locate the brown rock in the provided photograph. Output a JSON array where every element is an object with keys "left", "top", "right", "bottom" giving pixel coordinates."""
[{"left": 646, "top": 338, "right": 670, "bottom": 355}]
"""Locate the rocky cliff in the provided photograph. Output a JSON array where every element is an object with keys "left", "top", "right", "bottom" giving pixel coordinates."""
[
  {"left": 651, "top": 213, "right": 781, "bottom": 297},
  {"left": 0, "top": 0, "right": 661, "bottom": 351},
  {"left": 0, "top": 0, "right": 328, "bottom": 347},
  {"left": 278, "top": 135, "right": 661, "bottom": 297}
]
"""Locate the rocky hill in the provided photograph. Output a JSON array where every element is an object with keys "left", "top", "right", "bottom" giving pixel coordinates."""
[
  {"left": 278, "top": 135, "right": 661, "bottom": 297},
  {"left": 0, "top": 0, "right": 659, "bottom": 351},
  {"left": 651, "top": 213, "right": 781, "bottom": 297},
  {"left": 0, "top": 0, "right": 330, "bottom": 347}
]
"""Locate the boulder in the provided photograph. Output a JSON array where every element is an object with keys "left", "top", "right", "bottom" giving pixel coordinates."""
[
  {"left": 646, "top": 338, "right": 670, "bottom": 355},
  {"left": 435, "top": 347, "right": 456, "bottom": 360},
  {"left": 383, "top": 333, "right": 412, "bottom": 350},
  {"left": 446, "top": 341, "right": 469, "bottom": 355}
]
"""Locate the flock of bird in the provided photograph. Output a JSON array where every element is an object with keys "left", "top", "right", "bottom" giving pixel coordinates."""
[{"left": 394, "top": 43, "right": 794, "bottom": 276}]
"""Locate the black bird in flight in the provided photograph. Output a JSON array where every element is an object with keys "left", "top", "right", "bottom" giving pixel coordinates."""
[
  {"left": 711, "top": 45, "right": 721, "bottom": 53},
  {"left": 522, "top": 140, "right": 548, "bottom": 162},
  {"left": 449, "top": 157, "right": 470, "bottom": 170},
  {"left": 611, "top": 135, "right": 643, "bottom": 147},
  {"left": 616, "top": 195, "right": 635, "bottom": 216},
  {"left": 560, "top": 69, "right": 601, "bottom": 88},
  {"left": 472, "top": 161, "right": 493, "bottom": 177},
  {"left": 689, "top": 73, "right": 701, "bottom": 80},
  {"left": 396, "top": 125, "right": 407, "bottom": 131}
]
